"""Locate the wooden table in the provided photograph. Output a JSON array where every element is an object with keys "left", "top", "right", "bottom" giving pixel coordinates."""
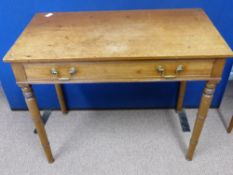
[{"left": 3, "top": 9, "right": 233, "bottom": 163}]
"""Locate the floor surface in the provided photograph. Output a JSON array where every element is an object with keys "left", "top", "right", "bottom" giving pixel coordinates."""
[{"left": 0, "top": 82, "right": 232, "bottom": 175}]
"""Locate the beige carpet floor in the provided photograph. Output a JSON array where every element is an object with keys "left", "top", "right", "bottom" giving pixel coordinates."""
[{"left": 0, "top": 82, "right": 232, "bottom": 175}]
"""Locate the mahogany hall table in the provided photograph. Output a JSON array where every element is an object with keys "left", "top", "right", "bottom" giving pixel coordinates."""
[{"left": 3, "top": 9, "right": 233, "bottom": 163}]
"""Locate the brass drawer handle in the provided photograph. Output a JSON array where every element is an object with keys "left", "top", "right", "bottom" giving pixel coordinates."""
[
  {"left": 50, "top": 68, "right": 58, "bottom": 75},
  {"left": 58, "top": 77, "right": 70, "bottom": 81},
  {"left": 68, "top": 67, "right": 77, "bottom": 75},
  {"left": 156, "top": 65, "right": 184, "bottom": 79},
  {"left": 50, "top": 67, "right": 77, "bottom": 81}
]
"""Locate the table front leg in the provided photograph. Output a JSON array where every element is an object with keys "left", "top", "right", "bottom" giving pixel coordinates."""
[
  {"left": 186, "top": 81, "right": 217, "bottom": 160},
  {"left": 20, "top": 84, "right": 54, "bottom": 163},
  {"left": 176, "top": 81, "right": 187, "bottom": 112}
]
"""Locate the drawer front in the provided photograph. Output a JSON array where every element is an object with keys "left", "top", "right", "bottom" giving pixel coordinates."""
[{"left": 24, "top": 60, "right": 214, "bottom": 82}]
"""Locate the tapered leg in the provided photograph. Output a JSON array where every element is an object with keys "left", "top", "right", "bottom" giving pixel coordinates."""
[
  {"left": 176, "top": 81, "right": 187, "bottom": 112},
  {"left": 55, "top": 84, "right": 67, "bottom": 114},
  {"left": 186, "top": 81, "right": 217, "bottom": 160},
  {"left": 227, "top": 116, "right": 233, "bottom": 133},
  {"left": 20, "top": 84, "right": 54, "bottom": 163}
]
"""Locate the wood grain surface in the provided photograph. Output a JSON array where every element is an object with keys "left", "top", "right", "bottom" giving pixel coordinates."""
[{"left": 4, "top": 9, "right": 233, "bottom": 63}]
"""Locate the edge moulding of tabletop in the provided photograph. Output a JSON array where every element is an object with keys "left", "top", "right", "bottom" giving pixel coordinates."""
[{"left": 3, "top": 9, "right": 233, "bottom": 163}]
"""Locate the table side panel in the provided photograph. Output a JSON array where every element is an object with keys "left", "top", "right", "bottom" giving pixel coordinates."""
[{"left": 211, "top": 59, "right": 226, "bottom": 78}]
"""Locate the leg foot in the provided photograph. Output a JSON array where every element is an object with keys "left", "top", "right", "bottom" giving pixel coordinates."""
[{"left": 227, "top": 116, "right": 233, "bottom": 133}]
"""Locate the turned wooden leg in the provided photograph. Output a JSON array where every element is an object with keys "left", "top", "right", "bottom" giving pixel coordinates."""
[
  {"left": 55, "top": 84, "right": 67, "bottom": 114},
  {"left": 186, "top": 81, "right": 217, "bottom": 160},
  {"left": 176, "top": 81, "right": 187, "bottom": 112},
  {"left": 227, "top": 116, "right": 233, "bottom": 133},
  {"left": 20, "top": 84, "right": 54, "bottom": 163}
]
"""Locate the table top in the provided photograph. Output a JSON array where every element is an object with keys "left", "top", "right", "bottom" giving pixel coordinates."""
[{"left": 4, "top": 9, "right": 233, "bottom": 63}]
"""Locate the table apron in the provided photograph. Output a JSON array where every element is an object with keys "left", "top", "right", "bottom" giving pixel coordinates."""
[{"left": 11, "top": 59, "right": 226, "bottom": 84}]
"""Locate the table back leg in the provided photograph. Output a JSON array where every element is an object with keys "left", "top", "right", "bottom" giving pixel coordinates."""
[
  {"left": 176, "top": 81, "right": 187, "bottom": 112},
  {"left": 55, "top": 84, "right": 67, "bottom": 114},
  {"left": 186, "top": 81, "right": 216, "bottom": 160},
  {"left": 227, "top": 116, "right": 233, "bottom": 133},
  {"left": 20, "top": 84, "right": 54, "bottom": 163}
]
